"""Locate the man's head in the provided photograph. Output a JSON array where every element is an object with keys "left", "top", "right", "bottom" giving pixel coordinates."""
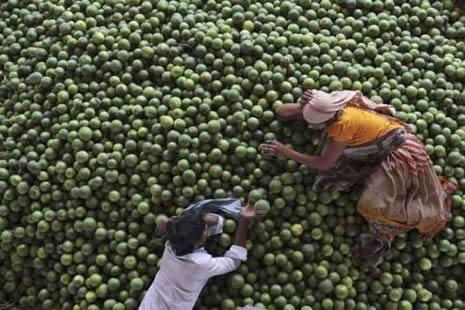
[{"left": 165, "top": 208, "right": 209, "bottom": 256}]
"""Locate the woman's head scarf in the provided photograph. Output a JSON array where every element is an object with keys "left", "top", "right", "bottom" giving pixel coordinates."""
[{"left": 300, "top": 90, "right": 396, "bottom": 125}]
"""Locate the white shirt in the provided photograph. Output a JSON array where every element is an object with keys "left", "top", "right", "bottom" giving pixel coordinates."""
[{"left": 139, "top": 215, "right": 247, "bottom": 310}]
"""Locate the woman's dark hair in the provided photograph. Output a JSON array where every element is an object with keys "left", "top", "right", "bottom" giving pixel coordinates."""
[
  {"left": 165, "top": 205, "right": 217, "bottom": 256},
  {"left": 352, "top": 228, "right": 391, "bottom": 269}
]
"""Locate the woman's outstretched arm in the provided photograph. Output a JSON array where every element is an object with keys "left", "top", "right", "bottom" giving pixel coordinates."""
[
  {"left": 262, "top": 139, "right": 347, "bottom": 171},
  {"left": 276, "top": 104, "right": 304, "bottom": 121}
]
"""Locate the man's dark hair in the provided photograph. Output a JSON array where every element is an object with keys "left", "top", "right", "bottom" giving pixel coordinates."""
[{"left": 165, "top": 206, "right": 216, "bottom": 256}]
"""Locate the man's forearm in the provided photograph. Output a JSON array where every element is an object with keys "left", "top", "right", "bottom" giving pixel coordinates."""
[{"left": 233, "top": 218, "right": 249, "bottom": 248}]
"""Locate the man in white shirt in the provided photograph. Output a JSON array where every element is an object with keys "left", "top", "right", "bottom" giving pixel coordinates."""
[{"left": 139, "top": 202, "right": 257, "bottom": 310}]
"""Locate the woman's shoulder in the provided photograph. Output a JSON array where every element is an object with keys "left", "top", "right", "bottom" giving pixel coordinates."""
[
  {"left": 338, "top": 106, "right": 377, "bottom": 125},
  {"left": 327, "top": 107, "right": 361, "bottom": 141},
  {"left": 342, "top": 105, "right": 365, "bottom": 116},
  {"left": 330, "top": 106, "right": 359, "bottom": 127}
]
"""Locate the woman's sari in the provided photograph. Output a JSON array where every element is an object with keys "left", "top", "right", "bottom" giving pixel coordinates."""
[{"left": 313, "top": 125, "right": 456, "bottom": 238}]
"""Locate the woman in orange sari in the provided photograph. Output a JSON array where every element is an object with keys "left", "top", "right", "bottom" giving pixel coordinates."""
[{"left": 262, "top": 89, "right": 456, "bottom": 269}]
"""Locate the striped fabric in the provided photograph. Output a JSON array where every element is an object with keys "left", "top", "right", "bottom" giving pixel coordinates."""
[
  {"left": 387, "top": 133, "right": 430, "bottom": 176},
  {"left": 313, "top": 127, "right": 455, "bottom": 240},
  {"left": 358, "top": 133, "right": 456, "bottom": 239},
  {"left": 313, "top": 127, "right": 407, "bottom": 192}
]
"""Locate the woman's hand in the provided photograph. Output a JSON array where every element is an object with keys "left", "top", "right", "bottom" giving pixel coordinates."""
[{"left": 261, "top": 140, "right": 290, "bottom": 158}]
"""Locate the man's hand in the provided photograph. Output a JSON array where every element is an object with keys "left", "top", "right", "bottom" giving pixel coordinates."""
[
  {"left": 261, "top": 140, "right": 290, "bottom": 158},
  {"left": 155, "top": 216, "right": 170, "bottom": 236},
  {"left": 240, "top": 202, "right": 258, "bottom": 222},
  {"left": 204, "top": 213, "right": 220, "bottom": 226},
  {"left": 233, "top": 201, "right": 257, "bottom": 248}
]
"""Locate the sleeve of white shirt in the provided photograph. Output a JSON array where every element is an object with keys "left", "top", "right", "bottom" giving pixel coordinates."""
[
  {"left": 206, "top": 245, "right": 247, "bottom": 277},
  {"left": 206, "top": 214, "right": 225, "bottom": 237}
]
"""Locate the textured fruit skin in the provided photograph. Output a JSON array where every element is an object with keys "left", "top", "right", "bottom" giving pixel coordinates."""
[{"left": 254, "top": 199, "right": 271, "bottom": 215}]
